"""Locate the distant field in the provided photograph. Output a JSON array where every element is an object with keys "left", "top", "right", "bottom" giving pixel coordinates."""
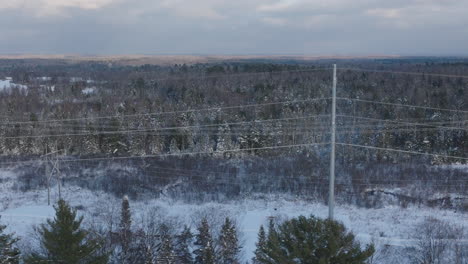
[{"left": 0, "top": 54, "right": 402, "bottom": 66}]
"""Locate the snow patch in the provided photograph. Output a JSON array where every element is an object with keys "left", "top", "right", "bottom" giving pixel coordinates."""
[
  {"left": 82, "top": 87, "right": 96, "bottom": 95},
  {"left": 70, "top": 77, "right": 83, "bottom": 83},
  {"left": 0, "top": 78, "right": 28, "bottom": 92},
  {"left": 36, "top": 76, "right": 51, "bottom": 81}
]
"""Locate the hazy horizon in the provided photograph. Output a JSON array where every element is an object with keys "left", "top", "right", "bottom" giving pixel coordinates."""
[{"left": 1, "top": 53, "right": 467, "bottom": 58}]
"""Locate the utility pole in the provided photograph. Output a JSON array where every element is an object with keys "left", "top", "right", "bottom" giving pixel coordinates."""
[
  {"left": 51, "top": 155, "right": 62, "bottom": 201},
  {"left": 43, "top": 147, "right": 59, "bottom": 206},
  {"left": 329, "top": 64, "right": 337, "bottom": 220},
  {"left": 57, "top": 160, "right": 61, "bottom": 200},
  {"left": 45, "top": 156, "right": 51, "bottom": 206}
]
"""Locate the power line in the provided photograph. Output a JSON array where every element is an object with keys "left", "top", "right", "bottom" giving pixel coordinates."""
[
  {"left": 336, "top": 143, "right": 468, "bottom": 161},
  {"left": 0, "top": 114, "right": 331, "bottom": 140},
  {"left": 4, "top": 110, "right": 468, "bottom": 132},
  {"left": 5, "top": 118, "right": 465, "bottom": 137},
  {"left": 0, "top": 117, "right": 333, "bottom": 131},
  {"left": 337, "top": 114, "right": 468, "bottom": 131},
  {"left": 339, "top": 67, "right": 468, "bottom": 80},
  {"left": 0, "top": 122, "right": 458, "bottom": 135},
  {"left": 4, "top": 96, "right": 464, "bottom": 131},
  {"left": 119, "top": 67, "right": 332, "bottom": 82},
  {"left": 50, "top": 170, "right": 468, "bottom": 190},
  {"left": 150, "top": 67, "right": 333, "bottom": 83},
  {"left": 0, "top": 142, "right": 330, "bottom": 166},
  {"left": 0, "top": 126, "right": 460, "bottom": 142},
  {"left": 40, "top": 164, "right": 468, "bottom": 186},
  {"left": 0, "top": 97, "right": 331, "bottom": 125},
  {"left": 1, "top": 118, "right": 464, "bottom": 144},
  {"left": 338, "top": 97, "right": 468, "bottom": 114},
  {"left": 34, "top": 152, "right": 468, "bottom": 187},
  {"left": 99, "top": 164, "right": 468, "bottom": 182}
]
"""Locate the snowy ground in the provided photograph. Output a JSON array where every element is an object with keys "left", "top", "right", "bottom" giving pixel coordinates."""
[
  {"left": 0, "top": 78, "right": 27, "bottom": 92},
  {"left": 1, "top": 169, "right": 467, "bottom": 262}
]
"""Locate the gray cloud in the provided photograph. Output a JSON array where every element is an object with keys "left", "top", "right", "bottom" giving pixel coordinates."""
[{"left": 0, "top": 0, "right": 467, "bottom": 55}]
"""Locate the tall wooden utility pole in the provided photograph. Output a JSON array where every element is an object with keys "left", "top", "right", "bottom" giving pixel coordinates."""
[{"left": 329, "top": 64, "right": 337, "bottom": 220}]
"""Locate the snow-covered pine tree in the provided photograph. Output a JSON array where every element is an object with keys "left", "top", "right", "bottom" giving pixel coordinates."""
[
  {"left": 119, "top": 195, "right": 132, "bottom": 263},
  {"left": 252, "top": 225, "right": 267, "bottom": 264},
  {"left": 25, "top": 199, "right": 108, "bottom": 264},
  {"left": 175, "top": 225, "right": 193, "bottom": 264},
  {"left": 264, "top": 218, "right": 283, "bottom": 262},
  {"left": 193, "top": 218, "right": 215, "bottom": 264},
  {"left": 0, "top": 218, "right": 20, "bottom": 264},
  {"left": 157, "top": 224, "right": 176, "bottom": 264},
  {"left": 218, "top": 217, "right": 241, "bottom": 264},
  {"left": 256, "top": 216, "right": 375, "bottom": 263}
]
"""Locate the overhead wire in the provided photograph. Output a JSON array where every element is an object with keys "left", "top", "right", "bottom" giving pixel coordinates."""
[
  {"left": 0, "top": 97, "right": 331, "bottom": 125},
  {"left": 0, "top": 114, "right": 331, "bottom": 139},
  {"left": 42, "top": 162, "right": 468, "bottom": 187},
  {"left": 4, "top": 115, "right": 467, "bottom": 132},
  {"left": 339, "top": 67, "right": 468, "bottom": 80},
  {"left": 1, "top": 66, "right": 467, "bottom": 178},
  {"left": 337, "top": 97, "right": 468, "bottom": 115},
  {"left": 336, "top": 143, "right": 468, "bottom": 161},
  {"left": 0, "top": 142, "right": 330, "bottom": 166},
  {"left": 337, "top": 114, "right": 468, "bottom": 131},
  {"left": 119, "top": 67, "right": 333, "bottom": 82},
  {"left": 1, "top": 116, "right": 465, "bottom": 140}
]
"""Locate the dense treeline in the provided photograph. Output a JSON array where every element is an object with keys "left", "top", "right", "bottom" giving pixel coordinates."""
[
  {"left": 0, "top": 61, "right": 468, "bottom": 155},
  {"left": 0, "top": 59, "right": 466, "bottom": 157},
  {"left": 0, "top": 58, "right": 467, "bottom": 207}
]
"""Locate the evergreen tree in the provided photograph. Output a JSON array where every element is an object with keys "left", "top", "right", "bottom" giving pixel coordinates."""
[
  {"left": 0, "top": 218, "right": 20, "bottom": 264},
  {"left": 119, "top": 195, "right": 132, "bottom": 263},
  {"left": 193, "top": 218, "right": 215, "bottom": 264},
  {"left": 252, "top": 225, "right": 267, "bottom": 264},
  {"left": 263, "top": 219, "right": 284, "bottom": 263},
  {"left": 218, "top": 217, "right": 241, "bottom": 264},
  {"left": 144, "top": 245, "right": 155, "bottom": 264},
  {"left": 133, "top": 231, "right": 154, "bottom": 264},
  {"left": 254, "top": 215, "right": 374, "bottom": 264},
  {"left": 25, "top": 199, "right": 108, "bottom": 264},
  {"left": 157, "top": 224, "right": 176, "bottom": 264},
  {"left": 175, "top": 226, "right": 193, "bottom": 264}
]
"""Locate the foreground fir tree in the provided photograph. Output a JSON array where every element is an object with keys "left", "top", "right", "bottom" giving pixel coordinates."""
[
  {"left": 254, "top": 215, "right": 375, "bottom": 264},
  {"left": 119, "top": 195, "right": 132, "bottom": 263},
  {"left": 25, "top": 199, "right": 108, "bottom": 264},
  {"left": 193, "top": 218, "right": 215, "bottom": 264},
  {"left": 157, "top": 224, "right": 176, "bottom": 264},
  {"left": 0, "top": 218, "right": 20, "bottom": 264},
  {"left": 175, "top": 225, "right": 193, "bottom": 264},
  {"left": 218, "top": 217, "right": 241, "bottom": 264},
  {"left": 252, "top": 225, "right": 267, "bottom": 264},
  {"left": 263, "top": 219, "right": 284, "bottom": 263}
]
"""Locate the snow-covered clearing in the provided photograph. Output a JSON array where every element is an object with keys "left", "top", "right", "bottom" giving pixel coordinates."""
[
  {"left": 1, "top": 175, "right": 467, "bottom": 262},
  {"left": 0, "top": 78, "right": 28, "bottom": 92}
]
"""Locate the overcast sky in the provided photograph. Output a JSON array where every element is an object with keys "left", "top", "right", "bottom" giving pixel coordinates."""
[{"left": 1, "top": 0, "right": 467, "bottom": 55}]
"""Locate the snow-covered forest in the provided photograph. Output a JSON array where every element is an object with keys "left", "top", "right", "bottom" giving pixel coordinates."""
[{"left": 0, "top": 57, "right": 467, "bottom": 263}]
